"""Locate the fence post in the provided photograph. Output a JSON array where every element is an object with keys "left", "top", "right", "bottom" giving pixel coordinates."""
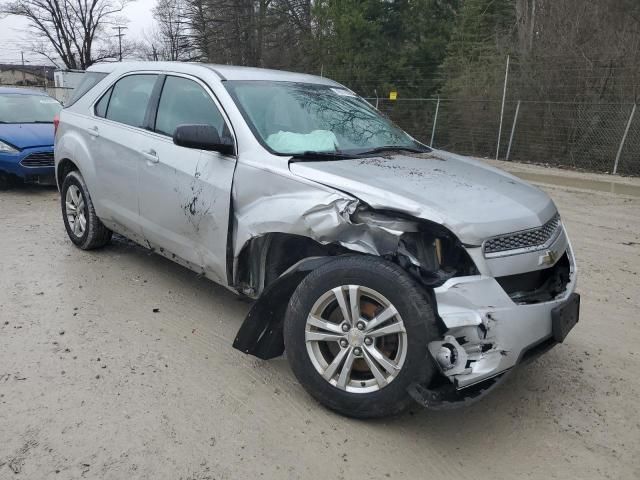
[
  {"left": 613, "top": 103, "right": 636, "bottom": 175},
  {"left": 496, "top": 55, "right": 510, "bottom": 160},
  {"left": 506, "top": 100, "right": 521, "bottom": 161},
  {"left": 430, "top": 96, "right": 440, "bottom": 147}
]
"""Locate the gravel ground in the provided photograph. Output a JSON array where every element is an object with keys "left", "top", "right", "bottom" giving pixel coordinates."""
[{"left": 1, "top": 163, "right": 639, "bottom": 479}]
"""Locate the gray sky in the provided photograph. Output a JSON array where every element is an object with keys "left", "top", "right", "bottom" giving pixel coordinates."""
[{"left": 0, "top": 0, "right": 155, "bottom": 66}]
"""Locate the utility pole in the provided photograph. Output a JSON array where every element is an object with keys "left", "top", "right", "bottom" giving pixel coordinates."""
[
  {"left": 112, "top": 26, "right": 128, "bottom": 61},
  {"left": 21, "top": 52, "right": 26, "bottom": 85}
]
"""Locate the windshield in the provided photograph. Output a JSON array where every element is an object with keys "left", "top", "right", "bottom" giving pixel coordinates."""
[
  {"left": 225, "top": 81, "right": 424, "bottom": 155},
  {"left": 0, "top": 94, "right": 62, "bottom": 124}
]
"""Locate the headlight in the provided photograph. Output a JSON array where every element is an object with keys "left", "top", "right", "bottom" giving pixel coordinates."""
[{"left": 0, "top": 140, "right": 18, "bottom": 153}]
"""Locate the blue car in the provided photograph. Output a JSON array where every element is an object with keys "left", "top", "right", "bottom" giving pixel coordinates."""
[{"left": 0, "top": 87, "right": 62, "bottom": 187}]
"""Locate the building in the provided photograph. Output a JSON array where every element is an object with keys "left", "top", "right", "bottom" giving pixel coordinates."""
[
  {"left": 0, "top": 64, "right": 55, "bottom": 86},
  {"left": 54, "top": 69, "right": 86, "bottom": 89}
]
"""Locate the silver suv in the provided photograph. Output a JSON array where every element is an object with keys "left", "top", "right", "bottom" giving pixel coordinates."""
[{"left": 55, "top": 62, "right": 579, "bottom": 417}]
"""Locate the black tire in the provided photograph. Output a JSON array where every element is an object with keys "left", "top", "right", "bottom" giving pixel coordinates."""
[
  {"left": 61, "top": 170, "right": 112, "bottom": 250},
  {"left": 0, "top": 171, "right": 9, "bottom": 190},
  {"left": 284, "top": 255, "right": 439, "bottom": 418}
]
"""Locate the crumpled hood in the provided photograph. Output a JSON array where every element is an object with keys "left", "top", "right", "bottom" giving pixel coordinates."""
[
  {"left": 289, "top": 150, "right": 557, "bottom": 245},
  {"left": 0, "top": 123, "right": 54, "bottom": 149}
]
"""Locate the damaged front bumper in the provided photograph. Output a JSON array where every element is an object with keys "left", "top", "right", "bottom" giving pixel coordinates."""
[{"left": 413, "top": 239, "right": 579, "bottom": 408}]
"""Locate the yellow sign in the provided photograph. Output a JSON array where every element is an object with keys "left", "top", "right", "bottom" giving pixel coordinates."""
[{"left": 389, "top": 91, "right": 398, "bottom": 100}]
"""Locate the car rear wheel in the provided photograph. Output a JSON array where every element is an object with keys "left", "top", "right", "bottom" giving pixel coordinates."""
[
  {"left": 61, "top": 170, "right": 112, "bottom": 250},
  {"left": 284, "top": 255, "right": 439, "bottom": 418}
]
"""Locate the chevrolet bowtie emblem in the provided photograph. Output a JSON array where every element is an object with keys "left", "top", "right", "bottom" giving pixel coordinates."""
[{"left": 539, "top": 250, "right": 558, "bottom": 266}]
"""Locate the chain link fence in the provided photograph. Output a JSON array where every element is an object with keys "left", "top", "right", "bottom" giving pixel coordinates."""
[
  {"left": 3, "top": 76, "right": 639, "bottom": 176},
  {"left": 372, "top": 97, "right": 640, "bottom": 176}
]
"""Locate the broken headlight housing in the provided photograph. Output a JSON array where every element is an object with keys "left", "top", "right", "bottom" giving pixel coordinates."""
[{"left": 353, "top": 208, "right": 478, "bottom": 287}]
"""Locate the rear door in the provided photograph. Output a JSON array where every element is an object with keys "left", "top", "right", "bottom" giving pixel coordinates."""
[
  {"left": 90, "top": 73, "right": 159, "bottom": 241},
  {"left": 137, "top": 75, "right": 236, "bottom": 285}
]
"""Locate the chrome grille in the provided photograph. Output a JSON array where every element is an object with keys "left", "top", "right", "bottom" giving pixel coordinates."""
[
  {"left": 20, "top": 152, "right": 54, "bottom": 168},
  {"left": 484, "top": 213, "right": 561, "bottom": 256}
]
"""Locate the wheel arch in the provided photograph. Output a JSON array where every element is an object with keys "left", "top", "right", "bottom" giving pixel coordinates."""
[
  {"left": 232, "top": 255, "right": 343, "bottom": 359},
  {"left": 233, "top": 232, "right": 350, "bottom": 297},
  {"left": 231, "top": 233, "right": 353, "bottom": 359},
  {"left": 230, "top": 210, "right": 475, "bottom": 359},
  {"left": 56, "top": 158, "right": 79, "bottom": 190}
]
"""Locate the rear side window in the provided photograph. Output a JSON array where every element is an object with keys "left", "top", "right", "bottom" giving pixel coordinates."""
[
  {"left": 154, "top": 76, "right": 227, "bottom": 138},
  {"left": 65, "top": 72, "right": 108, "bottom": 107},
  {"left": 103, "top": 74, "right": 157, "bottom": 128}
]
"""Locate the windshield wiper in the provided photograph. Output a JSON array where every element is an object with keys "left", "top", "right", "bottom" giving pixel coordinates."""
[
  {"left": 356, "top": 145, "right": 430, "bottom": 156},
  {"left": 289, "top": 150, "right": 357, "bottom": 161},
  {"left": 27, "top": 121, "right": 54, "bottom": 124}
]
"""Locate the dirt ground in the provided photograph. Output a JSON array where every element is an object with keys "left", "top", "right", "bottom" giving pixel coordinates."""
[{"left": 1, "top": 162, "right": 639, "bottom": 480}]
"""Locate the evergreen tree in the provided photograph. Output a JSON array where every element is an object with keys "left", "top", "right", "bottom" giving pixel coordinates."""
[{"left": 441, "top": 0, "right": 515, "bottom": 99}]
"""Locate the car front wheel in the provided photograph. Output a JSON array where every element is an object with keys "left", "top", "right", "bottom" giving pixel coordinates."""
[
  {"left": 61, "top": 170, "right": 112, "bottom": 250},
  {"left": 284, "top": 255, "right": 439, "bottom": 418}
]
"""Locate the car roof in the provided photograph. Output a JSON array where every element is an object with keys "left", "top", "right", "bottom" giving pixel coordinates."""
[
  {"left": 85, "top": 63, "right": 120, "bottom": 74},
  {"left": 203, "top": 64, "right": 340, "bottom": 85},
  {"left": 0, "top": 87, "right": 49, "bottom": 96},
  {"left": 87, "top": 61, "right": 342, "bottom": 87}
]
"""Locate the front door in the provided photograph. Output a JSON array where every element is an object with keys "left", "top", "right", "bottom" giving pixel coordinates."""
[{"left": 137, "top": 75, "right": 236, "bottom": 285}]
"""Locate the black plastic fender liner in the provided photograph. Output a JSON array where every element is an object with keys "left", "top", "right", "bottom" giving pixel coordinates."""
[
  {"left": 232, "top": 256, "right": 339, "bottom": 360},
  {"left": 407, "top": 372, "right": 509, "bottom": 410}
]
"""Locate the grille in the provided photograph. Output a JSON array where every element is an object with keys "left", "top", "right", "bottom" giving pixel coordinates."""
[
  {"left": 484, "top": 213, "right": 561, "bottom": 256},
  {"left": 20, "top": 152, "right": 54, "bottom": 168}
]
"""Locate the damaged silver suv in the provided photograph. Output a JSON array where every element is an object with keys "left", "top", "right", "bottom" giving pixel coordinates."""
[{"left": 55, "top": 62, "right": 579, "bottom": 418}]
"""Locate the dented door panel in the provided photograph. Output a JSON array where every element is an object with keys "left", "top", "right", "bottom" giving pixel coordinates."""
[{"left": 138, "top": 133, "right": 235, "bottom": 284}]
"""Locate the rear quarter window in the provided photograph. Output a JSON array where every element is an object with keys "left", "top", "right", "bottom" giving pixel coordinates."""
[
  {"left": 94, "top": 87, "right": 112, "bottom": 118},
  {"left": 65, "top": 72, "right": 108, "bottom": 107}
]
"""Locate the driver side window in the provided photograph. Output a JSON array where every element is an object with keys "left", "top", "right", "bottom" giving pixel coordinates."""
[{"left": 154, "top": 76, "right": 229, "bottom": 141}]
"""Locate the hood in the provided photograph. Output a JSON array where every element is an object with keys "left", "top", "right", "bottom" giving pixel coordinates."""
[
  {"left": 0, "top": 123, "right": 54, "bottom": 149},
  {"left": 289, "top": 150, "right": 557, "bottom": 246}
]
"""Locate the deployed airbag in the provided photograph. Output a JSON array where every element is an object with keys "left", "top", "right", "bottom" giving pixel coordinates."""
[{"left": 266, "top": 130, "right": 338, "bottom": 153}]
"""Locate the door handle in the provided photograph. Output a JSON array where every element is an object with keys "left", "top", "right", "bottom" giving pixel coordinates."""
[
  {"left": 141, "top": 148, "right": 159, "bottom": 163},
  {"left": 87, "top": 126, "right": 100, "bottom": 138}
]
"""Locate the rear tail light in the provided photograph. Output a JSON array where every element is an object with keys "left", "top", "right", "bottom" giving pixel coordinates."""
[{"left": 53, "top": 114, "right": 60, "bottom": 135}]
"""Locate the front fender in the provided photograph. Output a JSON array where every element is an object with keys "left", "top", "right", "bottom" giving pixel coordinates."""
[{"left": 232, "top": 256, "right": 337, "bottom": 359}]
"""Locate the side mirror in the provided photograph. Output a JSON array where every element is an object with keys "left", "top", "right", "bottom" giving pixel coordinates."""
[{"left": 173, "top": 124, "right": 235, "bottom": 155}]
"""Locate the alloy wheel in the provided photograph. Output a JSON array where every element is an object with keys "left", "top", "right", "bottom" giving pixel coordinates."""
[
  {"left": 65, "top": 184, "right": 87, "bottom": 238},
  {"left": 305, "top": 285, "right": 408, "bottom": 393}
]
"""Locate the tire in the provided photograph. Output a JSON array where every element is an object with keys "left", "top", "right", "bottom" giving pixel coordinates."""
[
  {"left": 0, "top": 171, "right": 9, "bottom": 190},
  {"left": 284, "top": 255, "right": 439, "bottom": 418},
  {"left": 61, "top": 170, "right": 112, "bottom": 250}
]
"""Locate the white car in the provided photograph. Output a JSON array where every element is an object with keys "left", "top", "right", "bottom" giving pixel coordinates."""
[{"left": 54, "top": 62, "right": 579, "bottom": 418}]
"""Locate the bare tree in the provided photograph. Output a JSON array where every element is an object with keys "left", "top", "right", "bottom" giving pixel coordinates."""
[
  {"left": 0, "top": 0, "right": 133, "bottom": 69},
  {"left": 181, "top": 0, "right": 312, "bottom": 68},
  {"left": 151, "top": 0, "right": 195, "bottom": 60}
]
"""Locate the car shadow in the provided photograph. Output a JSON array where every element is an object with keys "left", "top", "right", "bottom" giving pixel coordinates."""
[{"left": 0, "top": 179, "right": 58, "bottom": 194}]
